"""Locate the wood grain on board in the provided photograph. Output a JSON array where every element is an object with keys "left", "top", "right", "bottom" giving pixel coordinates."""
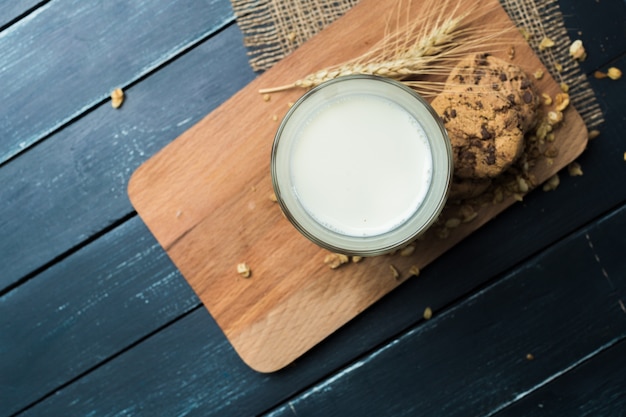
[{"left": 128, "top": 0, "right": 587, "bottom": 372}]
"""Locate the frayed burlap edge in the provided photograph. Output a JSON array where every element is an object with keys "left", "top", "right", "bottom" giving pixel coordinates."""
[{"left": 231, "top": 0, "right": 603, "bottom": 128}]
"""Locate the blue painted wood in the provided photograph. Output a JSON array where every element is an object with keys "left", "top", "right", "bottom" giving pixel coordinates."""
[
  {"left": 0, "top": 0, "right": 235, "bottom": 165},
  {"left": 14, "top": 204, "right": 626, "bottom": 417},
  {"left": 2, "top": 0, "right": 625, "bottom": 416},
  {"left": 0, "top": 217, "right": 199, "bottom": 417},
  {"left": 496, "top": 339, "right": 626, "bottom": 416},
  {"left": 559, "top": 0, "right": 626, "bottom": 73},
  {"left": 0, "top": 1, "right": 46, "bottom": 31},
  {"left": 264, "top": 205, "right": 626, "bottom": 417},
  {"left": 0, "top": 23, "right": 257, "bottom": 291},
  {"left": 2, "top": 40, "right": 625, "bottom": 417}
]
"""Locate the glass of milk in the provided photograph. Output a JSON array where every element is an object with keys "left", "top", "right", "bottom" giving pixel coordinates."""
[{"left": 271, "top": 75, "right": 452, "bottom": 256}]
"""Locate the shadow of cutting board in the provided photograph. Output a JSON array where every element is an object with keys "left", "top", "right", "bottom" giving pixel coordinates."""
[{"left": 128, "top": 0, "right": 587, "bottom": 372}]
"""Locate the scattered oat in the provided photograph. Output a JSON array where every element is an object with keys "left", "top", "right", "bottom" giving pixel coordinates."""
[
  {"left": 272, "top": 114, "right": 278, "bottom": 121},
  {"left": 423, "top": 307, "right": 433, "bottom": 320},
  {"left": 400, "top": 245, "right": 416, "bottom": 257},
  {"left": 409, "top": 265, "right": 421, "bottom": 276},
  {"left": 389, "top": 264, "right": 401, "bottom": 280},
  {"left": 554, "top": 93, "right": 570, "bottom": 112},
  {"left": 526, "top": 353, "right": 535, "bottom": 361},
  {"left": 623, "top": 151, "right": 626, "bottom": 162},
  {"left": 533, "top": 69, "right": 544, "bottom": 80},
  {"left": 607, "top": 67, "right": 622, "bottom": 80},
  {"left": 538, "top": 36, "right": 555, "bottom": 51},
  {"left": 541, "top": 93, "right": 552, "bottom": 106},
  {"left": 547, "top": 111, "right": 563, "bottom": 125},
  {"left": 268, "top": 192, "right": 278, "bottom": 202},
  {"left": 544, "top": 145, "right": 559, "bottom": 158},
  {"left": 512, "top": 193, "right": 524, "bottom": 202},
  {"left": 519, "top": 27, "right": 531, "bottom": 41},
  {"left": 175, "top": 210, "right": 182, "bottom": 218},
  {"left": 568, "top": 161, "right": 583, "bottom": 176},
  {"left": 287, "top": 32, "right": 297, "bottom": 43},
  {"left": 569, "top": 39, "right": 586, "bottom": 61},
  {"left": 324, "top": 253, "right": 349, "bottom": 269},
  {"left": 543, "top": 174, "right": 560, "bottom": 191},
  {"left": 437, "top": 227, "right": 450, "bottom": 239},
  {"left": 263, "top": 93, "right": 271, "bottom": 102},
  {"left": 588, "top": 129, "right": 600, "bottom": 140},
  {"left": 352, "top": 255, "right": 363, "bottom": 263},
  {"left": 459, "top": 205, "right": 478, "bottom": 223},
  {"left": 508, "top": 46, "right": 515, "bottom": 60},
  {"left": 560, "top": 82, "right": 569, "bottom": 93},
  {"left": 594, "top": 70, "right": 607, "bottom": 79},
  {"left": 111, "top": 88, "right": 124, "bottom": 109},
  {"left": 445, "top": 218, "right": 461, "bottom": 229},
  {"left": 554, "top": 62, "right": 563, "bottom": 73},
  {"left": 237, "top": 262, "right": 251, "bottom": 278},
  {"left": 287, "top": 102, "right": 294, "bottom": 108},
  {"left": 517, "top": 177, "right": 529, "bottom": 193}
]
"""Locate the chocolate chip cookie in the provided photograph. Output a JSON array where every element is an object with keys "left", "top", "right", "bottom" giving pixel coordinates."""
[{"left": 431, "top": 53, "right": 540, "bottom": 180}]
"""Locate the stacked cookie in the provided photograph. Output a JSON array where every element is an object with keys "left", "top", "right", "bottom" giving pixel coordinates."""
[{"left": 431, "top": 53, "right": 540, "bottom": 200}]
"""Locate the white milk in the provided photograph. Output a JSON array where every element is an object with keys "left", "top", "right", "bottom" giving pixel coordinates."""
[{"left": 289, "top": 93, "right": 433, "bottom": 237}]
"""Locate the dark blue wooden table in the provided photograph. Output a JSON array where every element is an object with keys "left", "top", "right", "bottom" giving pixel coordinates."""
[{"left": 1, "top": 1, "right": 625, "bottom": 416}]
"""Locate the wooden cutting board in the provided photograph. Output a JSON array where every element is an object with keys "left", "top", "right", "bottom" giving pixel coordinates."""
[{"left": 128, "top": 0, "right": 587, "bottom": 372}]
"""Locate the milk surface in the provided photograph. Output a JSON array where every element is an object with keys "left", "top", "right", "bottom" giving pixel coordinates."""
[{"left": 290, "top": 93, "right": 433, "bottom": 237}]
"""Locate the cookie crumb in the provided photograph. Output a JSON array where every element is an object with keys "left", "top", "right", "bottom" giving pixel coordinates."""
[
  {"left": 111, "top": 88, "right": 124, "bottom": 109},
  {"left": 423, "top": 307, "right": 433, "bottom": 320},
  {"left": 237, "top": 262, "right": 251, "bottom": 278},
  {"left": 560, "top": 82, "right": 569, "bottom": 93},
  {"left": 352, "top": 256, "right": 363, "bottom": 263},
  {"left": 526, "top": 353, "right": 535, "bottom": 361},
  {"left": 268, "top": 192, "right": 278, "bottom": 202},
  {"left": 554, "top": 62, "right": 563, "bottom": 73},
  {"left": 533, "top": 69, "right": 544, "bottom": 80},
  {"left": 568, "top": 162, "right": 583, "bottom": 176},
  {"left": 287, "top": 32, "right": 297, "bottom": 43},
  {"left": 272, "top": 114, "right": 278, "bottom": 121},
  {"left": 324, "top": 253, "right": 349, "bottom": 269},
  {"left": 263, "top": 93, "right": 271, "bottom": 102},
  {"left": 588, "top": 129, "right": 600, "bottom": 140},
  {"left": 409, "top": 265, "right": 420, "bottom": 276},
  {"left": 541, "top": 93, "right": 552, "bottom": 106}
]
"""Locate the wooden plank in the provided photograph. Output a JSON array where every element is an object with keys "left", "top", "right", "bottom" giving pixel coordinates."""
[
  {"left": 15, "top": 204, "right": 626, "bottom": 417},
  {"left": 128, "top": 0, "right": 589, "bottom": 372},
  {"left": 496, "top": 339, "right": 626, "bottom": 416},
  {"left": 0, "top": 217, "right": 199, "bottom": 417},
  {"left": 0, "top": 1, "right": 46, "bottom": 31},
  {"left": 264, "top": 204, "right": 626, "bottom": 417},
  {"left": 0, "top": 0, "right": 235, "bottom": 165},
  {"left": 0, "top": 23, "right": 256, "bottom": 291}
]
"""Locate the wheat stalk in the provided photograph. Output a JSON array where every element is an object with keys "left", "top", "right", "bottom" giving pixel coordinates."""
[{"left": 259, "top": 0, "right": 515, "bottom": 96}]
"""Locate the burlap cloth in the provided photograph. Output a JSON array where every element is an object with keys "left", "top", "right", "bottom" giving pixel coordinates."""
[{"left": 230, "top": 0, "right": 603, "bottom": 128}]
